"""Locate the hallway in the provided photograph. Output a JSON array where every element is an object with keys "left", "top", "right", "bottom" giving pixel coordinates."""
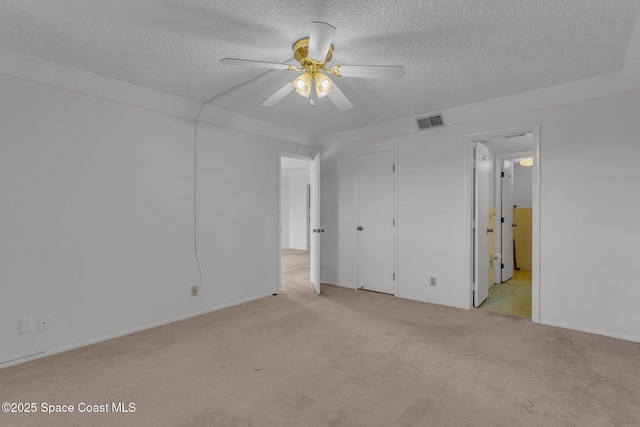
[{"left": 281, "top": 249, "right": 314, "bottom": 295}]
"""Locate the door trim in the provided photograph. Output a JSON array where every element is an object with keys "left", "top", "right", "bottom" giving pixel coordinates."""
[
  {"left": 464, "top": 124, "right": 541, "bottom": 322},
  {"left": 354, "top": 147, "right": 398, "bottom": 296}
]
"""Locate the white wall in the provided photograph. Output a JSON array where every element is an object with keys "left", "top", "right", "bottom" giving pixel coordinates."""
[
  {"left": 280, "top": 176, "right": 290, "bottom": 248},
  {"left": 0, "top": 74, "right": 306, "bottom": 365},
  {"left": 321, "top": 91, "right": 640, "bottom": 342},
  {"left": 288, "top": 172, "right": 310, "bottom": 250},
  {"left": 514, "top": 163, "right": 533, "bottom": 208}
]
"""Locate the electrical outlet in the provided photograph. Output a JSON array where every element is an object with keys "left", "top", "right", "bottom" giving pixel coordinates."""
[
  {"left": 38, "top": 315, "right": 50, "bottom": 331},
  {"left": 430, "top": 277, "right": 437, "bottom": 286},
  {"left": 191, "top": 286, "right": 198, "bottom": 297},
  {"left": 19, "top": 318, "right": 33, "bottom": 334}
]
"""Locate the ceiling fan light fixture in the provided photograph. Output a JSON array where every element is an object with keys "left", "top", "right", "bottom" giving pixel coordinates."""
[
  {"left": 221, "top": 21, "right": 404, "bottom": 110},
  {"left": 314, "top": 73, "right": 332, "bottom": 98},
  {"left": 293, "top": 72, "right": 313, "bottom": 97}
]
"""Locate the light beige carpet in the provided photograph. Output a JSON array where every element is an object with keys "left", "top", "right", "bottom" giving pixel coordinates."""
[{"left": 1, "top": 250, "right": 639, "bottom": 426}]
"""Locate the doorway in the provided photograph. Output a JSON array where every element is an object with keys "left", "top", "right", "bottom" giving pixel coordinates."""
[
  {"left": 467, "top": 125, "right": 540, "bottom": 322},
  {"left": 279, "top": 154, "right": 320, "bottom": 295}
]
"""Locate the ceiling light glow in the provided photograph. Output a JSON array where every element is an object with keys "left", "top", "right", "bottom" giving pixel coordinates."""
[
  {"left": 520, "top": 157, "right": 534, "bottom": 166},
  {"left": 293, "top": 72, "right": 313, "bottom": 97},
  {"left": 314, "top": 73, "right": 332, "bottom": 98}
]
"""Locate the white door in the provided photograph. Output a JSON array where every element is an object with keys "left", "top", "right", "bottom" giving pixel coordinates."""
[
  {"left": 474, "top": 142, "right": 491, "bottom": 307},
  {"left": 310, "top": 153, "right": 321, "bottom": 294},
  {"left": 356, "top": 151, "right": 395, "bottom": 294},
  {"left": 501, "top": 161, "right": 514, "bottom": 282}
]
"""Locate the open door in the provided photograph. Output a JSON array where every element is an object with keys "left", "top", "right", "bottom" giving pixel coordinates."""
[
  {"left": 501, "top": 160, "right": 515, "bottom": 282},
  {"left": 474, "top": 142, "right": 491, "bottom": 307},
  {"left": 310, "top": 153, "right": 321, "bottom": 294}
]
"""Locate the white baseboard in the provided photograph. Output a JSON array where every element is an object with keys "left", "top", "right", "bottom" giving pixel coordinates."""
[
  {"left": 540, "top": 319, "right": 640, "bottom": 344},
  {"left": 0, "top": 292, "right": 274, "bottom": 369}
]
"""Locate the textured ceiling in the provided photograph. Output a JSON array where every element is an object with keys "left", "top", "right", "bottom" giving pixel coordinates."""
[{"left": 1, "top": 0, "right": 639, "bottom": 139}]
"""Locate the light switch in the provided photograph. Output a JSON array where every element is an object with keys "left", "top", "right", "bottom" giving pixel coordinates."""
[{"left": 19, "top": 317, "right": 33, "bottom": 334}]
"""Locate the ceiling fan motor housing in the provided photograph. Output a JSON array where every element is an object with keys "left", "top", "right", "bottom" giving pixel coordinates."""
[{"left": 293, "top": 37, "right": 333, "bottom": 65}]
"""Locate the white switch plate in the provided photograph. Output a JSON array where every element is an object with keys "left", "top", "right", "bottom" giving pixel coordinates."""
[
  {"left": 38, "top": 315, "right": 50, "bottom": 331},
  {"left": 19, "top": 317, "right": 33, "bottom": 334}
]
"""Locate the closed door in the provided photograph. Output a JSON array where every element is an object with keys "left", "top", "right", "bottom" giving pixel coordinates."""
[{"left": 356, "top": 151, "right": 395, "bottom": 294}]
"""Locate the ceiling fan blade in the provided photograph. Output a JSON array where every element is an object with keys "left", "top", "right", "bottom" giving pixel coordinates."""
[
  {"left": 261, "top": 82, "right": 295, "bottom": 107},
  {"left": 327, "top": 83, "right": 353, "bottom": 111},
  {"left": 335, "top": 65, "right": 405, "bottom": 80},
  {"left": 308, "top": 21, "right": 336, "bottom": 61},
  {"left": 221, "top": 58, "right": 294, "bottom": 71}
]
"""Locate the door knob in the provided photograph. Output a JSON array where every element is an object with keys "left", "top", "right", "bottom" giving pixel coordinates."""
[
  {"left": 357, "top": 226, "right": 363, "bottom": 231},
  {"left": 321, "top": 229, "right": 325, "bottom": 233},
  {"left": 487, "top": 228, "right": 494, "bottom": 233},
  {"left": 512, "top": 223, "right": 517, "bottom": 227}
]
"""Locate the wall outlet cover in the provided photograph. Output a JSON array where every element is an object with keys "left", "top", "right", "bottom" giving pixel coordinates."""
[{"left": 38, "top": 315, "right": 50, "bottom": 331}]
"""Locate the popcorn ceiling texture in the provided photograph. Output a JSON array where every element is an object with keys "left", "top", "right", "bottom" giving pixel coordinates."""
[{"left": 0, "top": 0, "right": 638, "bottom": 136}]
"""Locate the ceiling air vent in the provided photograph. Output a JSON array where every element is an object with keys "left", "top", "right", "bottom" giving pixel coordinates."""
[{"left": 416, "top": 114, "right": 445, "bottom": 130}]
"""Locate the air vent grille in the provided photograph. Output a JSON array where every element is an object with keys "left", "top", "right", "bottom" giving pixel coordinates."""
[{"left": 416, "top": 114, "right": 445, "bottom": 130}]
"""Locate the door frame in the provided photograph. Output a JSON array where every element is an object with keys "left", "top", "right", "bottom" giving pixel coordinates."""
[
  {"left": 465, "top": 124, "right": 541, "bottom": 322},
  {"left": 277, "top": 151, "right": 316, "bottom": 294},
  {"left": 354, "top": 147, "right": 399, "bottom": 296}
]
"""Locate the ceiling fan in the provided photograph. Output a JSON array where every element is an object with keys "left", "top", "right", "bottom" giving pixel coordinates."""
[{"left": 221, "top": 21, "right": 405, "bottom": 111}]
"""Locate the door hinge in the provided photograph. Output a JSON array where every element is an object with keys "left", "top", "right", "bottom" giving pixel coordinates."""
[
  {"left": 501, "top": 217, "right": 504, "bottom": 223},
  {"left": 392, "top": 164, "right": 395, "bottom": 172},
  {"left": 501, "top": 263, "right": 504, "bottom": 269},
  {"left": 393, "top": 218, "right": 395, "bottom": 226},
  {"left": 393, "top": 273, "right": 395, "bottom": 280},
  {"left": 501, "top": 172, "right": 504, "bottom": 177}
]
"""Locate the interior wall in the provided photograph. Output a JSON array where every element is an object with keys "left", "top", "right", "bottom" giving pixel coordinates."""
[
  {"left": 321, "top": 90, "right": 640, "bottom": 342},
  {"left": 513, "top": 208, "right": 533, "bottom": 270},
  {"left": 514, "top": 163, "right": 533, "bottom": 208},
  {"left": 0, "top": 73, "right": 303, "bottom": 366},
  {"left": 288, "top": 172, "right": 310, "bottom": 250},
  {"left": 280, "top": 175, "right": 290, "bottom": 249}
]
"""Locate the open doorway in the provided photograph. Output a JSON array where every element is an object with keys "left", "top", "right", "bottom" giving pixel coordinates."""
[
  {"left": 280, "top": 155, "right": 314, "bottom": 294},
  {"left": 468, "top": 125, "right": 540, "bottom": 322}
]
